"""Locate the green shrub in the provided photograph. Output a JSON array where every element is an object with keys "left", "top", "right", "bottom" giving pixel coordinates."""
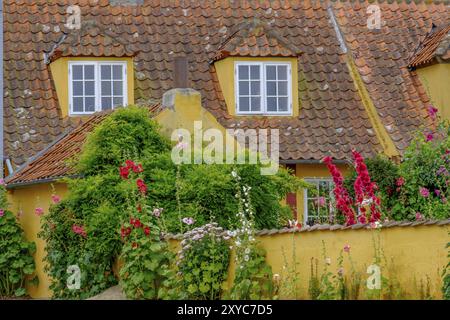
[
  {"left": 391, "top": 120, "right": 450, "bottom": 220},
  {"left": 176, "top": 223, "right": 230, "bottom": 300},
  {"left": 0, "top": 185, "right": 36, "bottom": 298}
]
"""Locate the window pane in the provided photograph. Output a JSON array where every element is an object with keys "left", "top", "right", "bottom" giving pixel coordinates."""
[
  {"left": 113, "top": 81, "right": 123, "bottom": 95},
  {"left": 277, "top": 66, "right": 287, "bottom": 79},
  {"left": 238, "top": 66, "right": 249, "bottom": 80},
  {"left": 267, "top": 97, "right": 277, "bottom": 112},
  {"left": 278, "top": 81, "right": 288, "bottom": 96},
  {"left": 250, "top": 66, "right": 260, "bottom": 80},
  {"left": 85, "top": 97, "right": 95, "bottom": 112},
  {"left": 101, "top": 81, "right": 111, "bottom": 96},
  {"left": 84, "top": 65, "right": 95, "bottom": 80},
  {"left": 101, "top": 97, "right": 112, "bottom": 110},
  {"left": 278, "top": 97, "right": 288, "bottom": 112},
  {"left": 101, "top": 65, "right": 112, "bottom": 80},
  {"left": 266, "top": 81, "right": 276, "bottom": 96},
  {"left": 73, "top": 97, "right": 83, "bottom": 112},
  {"left": 250, "top": 81, "right": 260, "bottom": 95},
  {"left": 85, "top": 81, "right": 95, "bottom": 96},
  {"left": 113, "top": 97, "right": 123, "bottom": 107},
  {"left": 239, "top": 81, "right": 249, "bottom": 95},
  {"left": 250, "top": 65, "right": 260, "bottom": 80},
  {"left": 72, "top": 66, "right": 83, "bottom": 80},
  {"left": 239, "top": 97, "right": 249, "bottom": 112},
  {"left": 266, "top": 66, "right": 276, "bottom": 80},
  {"left": 113, "top": 65, "right": 123, "bottom": 80},
  {"left": 250, "top": 97, "right": 261, "bottom": 111},
  {"left": 72, "top": 81, "right": 83, "bottom": 96}
]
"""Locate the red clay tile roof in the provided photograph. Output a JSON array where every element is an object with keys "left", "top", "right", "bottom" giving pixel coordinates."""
[
  {"left": 5, "top": 104, "right": 161, "bottom": 186},
  {"left": 408, "top": 24, "right": 450, "bottom": 68},
  {"left": 3, "top": 0, "right": 449, "bottom": 170},
  {"left": 212, "top": 20, "right": 302, "bottom": 61}
]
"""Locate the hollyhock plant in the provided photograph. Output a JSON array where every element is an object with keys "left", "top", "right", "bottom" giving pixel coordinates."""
[
  {"left": 35, "top": 207, "right": 44, "bottom": 216},
  {"left": 322, "top": 156, "right": 356, "bottom": 225},
  {"left": 51, "top": 194, "right": 61, "bottom": 204}
]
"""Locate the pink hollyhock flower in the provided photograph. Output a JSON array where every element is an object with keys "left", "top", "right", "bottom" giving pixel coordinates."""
[
  {"left": 35, "top": 207, "right": 44, "bottom": 216},
  {"left": 434, "top": 189, "right": 441, "bottom": 196},
  {"left": 427, "top": 105, "right": 438, "bottom": 120},
  {"left": 415, "top": 212, "right": 423, "bottom": 220},
  {"left": 152, "top": 208, "right": 163, "bottom": 218},
  {"left": 419, "top": 187, "right": 430, "bottom": 198},
  {"left": 316, "top": 197, "right": 326, "bottom": 207},
  {"left": 425, "top": 133, "right": 434, "bottom": 142},
  {"left": 182, "top": 217, "right": 195, "bottom": 225},
  {"left": 72, "top": 225, "right": 87, "bottom": 237},
  {"left": 132, "top": 163, "right": 143, "bottom": 173},
  {"left": 358, "top": 214, "right": 367, "bottom": 224},
  {"left": 0, "top": 209, "right": 4, "bottom": 217},
  {"left": 343, "top": 244, "right": 351, "bottom": 253},
  {"left": 0, "top": 179, "right": 5, "bottom": 186},
  {"left": 338, "top": 268, "right": 344, "bottom": 276},
  {"left": 396, "top": 177, "right": 405, "bottom": 187},
  {"left": 51, "top": 194, "right": 61, "bottom": 204}
]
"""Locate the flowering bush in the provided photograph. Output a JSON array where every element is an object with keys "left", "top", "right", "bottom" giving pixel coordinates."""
[
  {"left": 176, "top": 223, "right": 230, "bottom": 299},
  {"left": 0, "top": 184, "right": 36, "bottom": 297},
  {"left": 390, "top": 118, "right": 450, "bottom": 220}
]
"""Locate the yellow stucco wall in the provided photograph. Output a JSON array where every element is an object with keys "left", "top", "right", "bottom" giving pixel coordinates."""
[
  {"left": 172, "top": 224, "right": 449, "bottom": 299},
  {"left": 417, "top": 64, "right": 450, "bottom": 120},
  {"left": 214, "top": 57, "right": 299, "bottom": 117},
  {"left": 258, "top": 224, "right": 449, "bottom": 299},
  {"left": 49, "top": 57, "right": 135, "bottom": 118},
  {"left": 7, "top": 183, "right": 68, "bottom": 299}
]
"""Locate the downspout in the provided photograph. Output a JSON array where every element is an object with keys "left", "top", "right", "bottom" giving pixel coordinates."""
[{"left": 0, "top": 0, "right": 4, "bottom": 178}]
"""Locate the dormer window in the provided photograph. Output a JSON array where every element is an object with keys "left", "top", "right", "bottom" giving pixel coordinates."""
[
  {"left": 69, "top": 61, "right": 127, "bottom": 115},
  {"left": 235, "top": 62, "right": 292, "bottom": 115}
]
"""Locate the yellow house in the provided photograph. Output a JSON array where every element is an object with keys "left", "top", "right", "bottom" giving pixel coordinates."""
[{"left": 2, "top": 1, "right": 449, "bottom": 298}]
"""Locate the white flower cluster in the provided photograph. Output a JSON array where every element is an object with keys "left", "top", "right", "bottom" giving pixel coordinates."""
[{"left": 231, "top": 170, "right": 257, "bottom": 269}]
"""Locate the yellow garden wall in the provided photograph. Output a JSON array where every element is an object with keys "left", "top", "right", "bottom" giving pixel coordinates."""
[
  {"left": 172, "top": 223, "right": 449, "bottom": 300},
  {"left": 7, "top": 182, "right": 68, "bottom": 299}
]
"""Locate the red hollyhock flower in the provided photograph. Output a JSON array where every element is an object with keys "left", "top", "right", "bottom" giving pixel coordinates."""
[
  {"left": 144, "top": 226, "right": 150, "bottom": 236},
  {"left": 133, "top": 164, "right": 144, "bottom": 173},
  {"left": 119, "top": 166, "right": 130, "bottom": 179},
  {"left": 125, "top": 160, "right": 136, "bottom": 168},
  {"left": 132, "top": 242, "right": 139, "bottom": 249},
  {"left": 134, "top": 218, "right": 142, "bottom": 228},
  {"left": 136, "top": 178, "right": 148, "bottom": 194},
  {"left": 137, "top": 204, "right": 142, "bottom": 213}
]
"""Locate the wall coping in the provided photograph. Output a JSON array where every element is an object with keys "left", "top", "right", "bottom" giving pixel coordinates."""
[{"left": 164, "top": 218, "right": 450, "bottom": 240}]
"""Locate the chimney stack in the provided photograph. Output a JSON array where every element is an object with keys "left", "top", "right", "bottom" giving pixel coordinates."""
[{"left": 173, "top": 56, "right": 189, "bottom": 88}]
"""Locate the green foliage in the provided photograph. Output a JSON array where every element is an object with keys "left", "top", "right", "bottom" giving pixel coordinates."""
[
  {"left": 119, "top": 205, "right": 175, "bottom": 300},
  {"left": 228, "top": 246, "right": 274, "bottom": 300},
  {"left": 177, "top": 223, "right": 230, "bottom": 300},
  {"left": 0, "top": 185, "right": 36, "bottom": 298},
  {"left": 308, "top": 258, "right": 321, "bottom": 300},
  {"left": 276, "top": 238, "right": 301, "bottom": 299}
]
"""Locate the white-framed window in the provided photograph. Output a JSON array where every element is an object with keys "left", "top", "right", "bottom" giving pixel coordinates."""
[
  {"left": 235, "top": 61, "right": 292, "bottom": 115},
  {"left": 303, "top": 178, "right": 335, "bottom": 226},
  {"left": 68, "top": 61, "right": 127, "bottom": 115}
]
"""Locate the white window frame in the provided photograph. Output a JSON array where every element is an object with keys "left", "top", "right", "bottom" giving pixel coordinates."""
[
  {"left": 303, "top": 178, "right": 335, "bottom": 225},
  {"left": 68, "top": 61, "right": 128, "bottom": 116},
  {"left": 235, "top": 61, "right": 292, "bottom": 116}
]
